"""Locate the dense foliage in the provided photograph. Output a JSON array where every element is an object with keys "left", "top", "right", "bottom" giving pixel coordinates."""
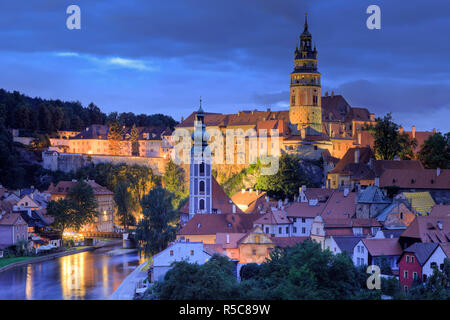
[
  {"left": 162, "top": 160, "right": 188, "bottom": 209},
  {"left": 47, "top": 180, "right": 98, "bottom": 232},
  {"left": 135, "top": 187, "right": 178, "bottom": 256},
  {"left": 255, "top": 154, "right": 309, "bottom": 200},
  {"left": 366, "top": 113, "right": 417, "bottom": 160},
  {"left": 0, "top": 88, "right": 177, "bottom": 134},
  {"left": 418, "top": 132, "right": 450, "bottom": 169}
]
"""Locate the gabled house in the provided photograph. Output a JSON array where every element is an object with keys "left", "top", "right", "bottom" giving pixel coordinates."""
[
  {"left": 150, "top": 240, "right": 220, "bottom": 282},
  {"left": 328, "top": 236, "right": 366, "bottom": 266},
  {"left": 398, "top": 243, "right": 449, "bottom": 292},
  {"left": 355, "top": 186, "right": 391, "bottom": 219},
  {"left": 0, "top": 212, "right": 28, "bottom": 247},
  {"left": 376, "top": 202, "right": 415, "bottom": 230},
  {"left": 231, "top": 189, "right": 267, "bottom": 214},
  {"left": 236, "top": 226, "right": 275, "bottom": 264},
  {"left": 285, "top": 200, "right": 327, "bottom": 236},
  {"left": 253, "top": 209, "right": 292, "bottom": 237},
  {"left": 361, "top": 238, "right": 403, "bottom": 274}
]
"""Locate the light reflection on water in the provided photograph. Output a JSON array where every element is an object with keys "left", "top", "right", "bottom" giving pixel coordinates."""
[{"left": 0, "top": 246, "right": 145, "bottom": 300}]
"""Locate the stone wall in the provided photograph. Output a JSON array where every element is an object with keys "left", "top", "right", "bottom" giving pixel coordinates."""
[{"left": 42, "top": 151, "right": 168, "bottom": 175}]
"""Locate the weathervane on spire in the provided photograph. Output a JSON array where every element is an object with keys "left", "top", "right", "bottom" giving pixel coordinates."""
[{"left": 304, "top": 12, "right": 308, "bottom": 32}]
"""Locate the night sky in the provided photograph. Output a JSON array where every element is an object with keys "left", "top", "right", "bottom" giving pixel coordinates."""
[{"left": 0, "top": 0, "right": 449, "bottom": 131}]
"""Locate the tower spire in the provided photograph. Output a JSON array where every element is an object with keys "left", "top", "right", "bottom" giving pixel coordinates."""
[{"left": 304, "top": 13, "right": 308, "bottom": 32}]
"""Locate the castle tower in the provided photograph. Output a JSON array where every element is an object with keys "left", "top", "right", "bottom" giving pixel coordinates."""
[
  {"left": 289, "top": 14, "right": 322, "bottom": 136},
  {"left": 189, "top": 102, "right": 212, "bottom": 219}
]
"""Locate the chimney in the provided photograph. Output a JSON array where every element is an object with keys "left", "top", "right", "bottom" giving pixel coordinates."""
[
  {"left": 226, "top": 234, "right": 230, "bottom": 244},
  {"left": 331, "top": 91, "right": 334, "bottom": 97},
  {"left": 437, "top": 168, "right": 441, "bottom": 177},
  {"left": 412, "top": 126, "right": 416, "bottom": 139},
  {"left": 355, "top": 149, "right": 360, "bottom": 164},
  {"left": 357, "top": 132, "right": 362, "bottom": 145},
  {"left": 232, "top": 204, "right": 236, "bottom": 214},
  {"left": 344, "top": 188, "right": 349, "bottom": 197},
  {"left": 399, "top": 127, "right": 404, "bottom": 134},
  {"left": 301, "top": 129, "right": 306, "bottom": 140}
]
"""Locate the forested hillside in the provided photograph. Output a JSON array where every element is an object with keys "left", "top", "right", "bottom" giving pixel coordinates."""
[{"left": 0, "top": 89, "right": 177, "bottom": 134}]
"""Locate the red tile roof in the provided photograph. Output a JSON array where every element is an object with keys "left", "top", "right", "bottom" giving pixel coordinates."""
[
  {"left": 400, "top": 216, "right": 450, "bottom": 243},
  {"left": 379, "top": 168, "right": 450, "bottom": 189},
  {"left": 0, "top": 213, "right": 26, "bottom": 226},
  {"left": 271, "top": 236, "right": 309, "bottom": 248},
  {"left": 329, "top": 147, "right": 374, "bottom": 175},
  {"left": 321, "top": 191, "right": 356, "bottom": 220},
  {"left": 47, "top": 180, "right": 113, "bottom": 195},
  {"left": 231, "top": 190, "right": 267, "bottom": 214},
  {"left": 429, "top": 205, "right": 450, "bottom": 218},
  {"left": 372, "top": 160, "right": 424, "bottom": 177},
  {"left": 177, "top": 213, "right": 259, "bottom": 236},
  {"left": 362, "top": 238, "right": 402, "bottom": 257},
  {"left": 285, "top": 201, "right": 326, "bottom": 218},
  {"left": 180, "top": 177, "right": 244, "bottom": 214},
  {"left": 254, "top": 209, "right": 292, "bottom": 225}
]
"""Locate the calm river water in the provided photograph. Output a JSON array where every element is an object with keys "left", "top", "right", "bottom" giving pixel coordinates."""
[{"left": 0, "top": 246, "right": 144, "bottom": 300}]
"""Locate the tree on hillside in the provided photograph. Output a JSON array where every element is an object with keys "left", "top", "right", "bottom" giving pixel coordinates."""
[
  {"left": 418, "top": 132, "right": 450, "bottom": 169},
  {"left": 30, "top": 134, "right": 51, "bottom": 151},
  {"left": 367, "top": 113, "right": 417, "bottom": 160},
  {"left": 114, "top": 181, "right": 136, "bottom": 230},
  {"left": 162, "top": 160, "right": 187, "bottom": 209},
  {"left": 135, "top": 187, "right": 178, "bottom": 256},
  {"left": 255, "top": 154, "right": 308, "bottom": 200},
  {"left": 0, "top": 123, "right": 25, "bottom": 189},
  {"left": 107, "top": 121, "right": 123, "bottom": 155},
  {"left": 66, "top": 181, "right": 98, "bottom": 231}
]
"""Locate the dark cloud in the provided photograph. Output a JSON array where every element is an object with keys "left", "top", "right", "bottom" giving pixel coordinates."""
[{"left": 0, "top": 0, "right": 448, "bottom": 131}]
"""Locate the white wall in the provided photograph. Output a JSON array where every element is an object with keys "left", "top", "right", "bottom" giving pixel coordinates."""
[
  {"left": 353, "top": 241, "right": 368, "bottom": 267},
  {"left": 290, "top": 217, "right": 314, "bottom": 236},
  {"left": 422, "top": 245, "right": 447, "bottom": 280},
  {"left": 152, "top": 242, "right": 211, "bottom": 282}
]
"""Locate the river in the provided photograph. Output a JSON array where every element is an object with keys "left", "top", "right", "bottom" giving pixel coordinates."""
[{"left": 0, "top": 246, "right": 145, "bottom": 300}]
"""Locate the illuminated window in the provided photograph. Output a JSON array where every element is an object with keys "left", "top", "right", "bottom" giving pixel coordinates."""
[
  {"left": 170, "top": 250, "right": 173, "bottom": 256},
  {"left": 190, "top": 250, "right": 194, "bottom": 256}
]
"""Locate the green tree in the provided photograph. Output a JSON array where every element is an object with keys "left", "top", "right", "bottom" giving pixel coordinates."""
[
  {"left": 418, "top": 132, "right": 450, "bottom": 169},
  {"left": 0, "top": 123, "right": 25, "bottom": 189},
  {"left": 30, "top": 134, "right": 51, "bottom": 151},
  {"left": 255, "top": 154, "right": 308, "bottom": 200},
  {"left": 47, "top": 199, "right": 74, "bottom": 234},
  {"left": 367, "top": 113, "right": 417, "bottom": 160},
  {"left": 162, "top": 160, "right": 187, "bottom": 209},
  {"left": 135, "top": 187, "right": 178, "bottom": 256},
  {"left": 114, "top": 181, "right": 136, "bottom": 230},
  {"left": 154, "top": 255, "right": 239, "bottom": 300},
  {"left": 66, "top": 181, "right": 98, "bottom": 231}
]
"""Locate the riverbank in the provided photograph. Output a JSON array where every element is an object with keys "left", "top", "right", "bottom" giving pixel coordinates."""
[
  {"left": 109, "top": 259, "right": 149, "bottom": 300},
  {"left": 0, "top": 239, "right": 122, "bottom": 273}
]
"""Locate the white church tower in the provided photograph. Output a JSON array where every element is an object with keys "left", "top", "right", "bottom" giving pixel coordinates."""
[{"left": 188, "top": 102, "right": 212, "bottom": 219}]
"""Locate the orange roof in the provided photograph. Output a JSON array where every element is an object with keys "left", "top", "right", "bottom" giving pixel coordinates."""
[
  {"left": 404, "top": 130, "right": 434, "bottom": 153},
  {"left": 177, "top": 213, "right": 258, "bottom": 236},
  {"left": 231, "top": 190, "right": 267, "bottom": 214},
  {"left": 329, "top": 147, "right": 374, "bottom": 175},
  {"left": 215, "top": 233, "right": 247, "bottom": 249},
  {"left": 362, "top": 238, "right": 402, "bottom": 256},
  {"left": 379, "top": 168, "right": 450, "bottom": 189},
  {"left": 180, "top": 177, "right": 244, "bottom": 214}
]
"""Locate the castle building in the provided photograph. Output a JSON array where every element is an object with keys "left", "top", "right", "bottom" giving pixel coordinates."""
[{"left": 176, "top": 15, "right": 376, "bottom": 163}]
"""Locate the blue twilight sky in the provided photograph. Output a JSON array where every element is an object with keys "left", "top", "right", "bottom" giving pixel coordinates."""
[{"left": 0, "top": 0, "right": 449, "bottom": 131}]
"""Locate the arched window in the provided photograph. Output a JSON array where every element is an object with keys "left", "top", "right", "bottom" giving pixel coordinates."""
[
  {"left": 199, "top": 199, "right": 205, "bottom": 210},
  {"left": 199, "top": 180, "right": 205, "bottom": 193}
]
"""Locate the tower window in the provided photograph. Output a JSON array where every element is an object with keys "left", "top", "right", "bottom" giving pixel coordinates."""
[
  {"left": 199, "top": 180, "right": 205, "bottom": 193},
  {"left": 199, "top": 199, "right": 205, "bottom": 210},
  {"left": 291, "top": 95, "right": 295, "bottom": 105},
  {"left": 199, "top": 162, "right": 205, "bottom": 175}
]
